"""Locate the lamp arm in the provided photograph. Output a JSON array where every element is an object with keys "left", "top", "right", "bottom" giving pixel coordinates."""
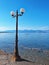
[
  {"left": 11, "top": 15, "right": 16, "bottom": 18},
  {"left": 18, "top": 12, "right": 24, "bottom": 16},
  {"left": 18, "top": 14, "right": 23, "bottom": 16}
]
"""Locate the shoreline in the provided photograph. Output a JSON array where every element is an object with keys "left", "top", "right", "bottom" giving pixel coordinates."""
[
  {"left": 0, "top": 48, "right": 49, "bottom": 65},
  {"left": 1, "top": 46, "right": 49, "bottom": 54}
]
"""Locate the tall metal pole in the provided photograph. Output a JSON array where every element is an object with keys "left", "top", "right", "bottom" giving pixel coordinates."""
[
  {"left": 14, "top": 10, "right": 20, "bottom": 60},
  {"left": 11, "top": 8, "right": 25, "bottom": 61}
]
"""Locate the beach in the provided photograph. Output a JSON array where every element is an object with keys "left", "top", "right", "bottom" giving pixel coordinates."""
[{"left": 0, "top": 47, "right": 49, "bottom": 65}]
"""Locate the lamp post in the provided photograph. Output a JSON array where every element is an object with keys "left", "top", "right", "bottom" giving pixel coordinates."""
[{"left": 10, "top": 8, "right": 25, "bottom": 61}]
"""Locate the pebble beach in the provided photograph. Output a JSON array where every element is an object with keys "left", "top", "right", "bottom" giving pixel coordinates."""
[{"left": 0, "top": 47, "right": 49, "bottom": 65}]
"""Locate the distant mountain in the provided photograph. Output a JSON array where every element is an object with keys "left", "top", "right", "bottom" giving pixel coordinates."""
[
  {"left": 0, "top": 30, "right": 16, "bottom": 33},
  {"left": 0, "top": 30, "right": 49, "bottom": 33},
  {"left": 19, "top": 30, "right": 49, "bottom": 33}
]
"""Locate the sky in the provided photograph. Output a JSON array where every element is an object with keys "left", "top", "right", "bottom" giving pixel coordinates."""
[{"left": 0, "top": 0, "right": 49, "bottom": 31}]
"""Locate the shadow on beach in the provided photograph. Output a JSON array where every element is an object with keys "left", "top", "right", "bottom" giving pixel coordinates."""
[{"left": 15, "top": 57, "right": 32, "bottom": 62}]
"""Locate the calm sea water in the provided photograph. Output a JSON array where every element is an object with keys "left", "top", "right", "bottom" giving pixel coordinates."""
[{"left": 0, "top": 32, "right": 49, "bottom": 52}]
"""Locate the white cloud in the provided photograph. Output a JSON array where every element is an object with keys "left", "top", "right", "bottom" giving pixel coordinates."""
[
  {"left": 0, "top": 27, "right": 14, "bottom": 31},
  {"left": 0, "top": 26, "right": 49, "bottom": 31},
  {"left": 0, "top": 27, "right": 8, "bottom": 31},
  {"left": 38, "top": 26, "right": 49, "bottom": 30},
  {"left": 19, "top": 26, "right": 49, "bottom": 30}
]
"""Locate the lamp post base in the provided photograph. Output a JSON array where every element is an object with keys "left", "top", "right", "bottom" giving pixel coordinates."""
[
  {"left": 11, "top": 55, "right": 21, "bottom": 62},
  {"left": 11, "top": 50, "right": 21, "bottom": 62}
]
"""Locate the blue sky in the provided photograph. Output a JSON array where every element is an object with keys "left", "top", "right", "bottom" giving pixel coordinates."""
[{"left": 0, "top": 0, "right": 49, "bottom": 31}]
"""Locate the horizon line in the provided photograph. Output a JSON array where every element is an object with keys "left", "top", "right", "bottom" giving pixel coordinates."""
[{"left": 0, "top": 29, "right": 49, "bottom": 31}]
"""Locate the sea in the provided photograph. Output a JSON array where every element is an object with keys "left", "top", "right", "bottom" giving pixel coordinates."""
[{"left": 0, "top": 32, "right": 49, "bottom": 53}]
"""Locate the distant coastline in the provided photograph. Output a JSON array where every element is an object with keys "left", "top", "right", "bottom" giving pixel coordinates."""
[{"left": 0, "top": 30, "right": 49, "bottom": 33}]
